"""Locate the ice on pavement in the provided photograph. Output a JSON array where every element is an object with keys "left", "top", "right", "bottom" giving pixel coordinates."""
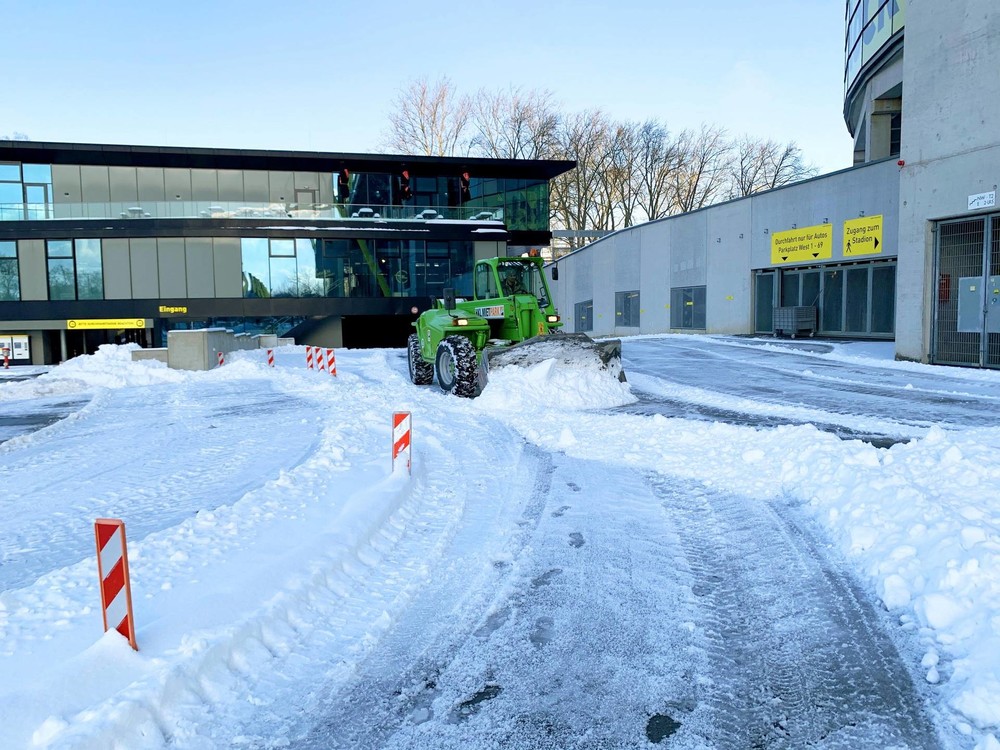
[{"left": 0, "top": 338, "right": 998, "bottom": 749}]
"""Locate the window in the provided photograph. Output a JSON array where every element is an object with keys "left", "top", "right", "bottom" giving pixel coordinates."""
[
  {"left": 475, "top": 262, "right": 498, "bottom": 299},
  {"left": 1, "top": 163, "right": 21, "bottom": 221},
  {"left": 615, "top": 290, "right": 640, "bottom": 327},
  {"left": 889, "top": 113, "right": 902, "bottom": 158},
  {"left": 575, "top": 299, "right": 594, "bottom": 332},
  {"left": 46, "top": 239, "right": 103, "bottom": 300},
  {"left": 0, "top": 241, "right": 20, "bottom": 301},
  {"left": 670, "top": 286, "right": 706, "bottom": 329},
  {"left": 755, "top": 271, "right": 776, "bottom": 333}
]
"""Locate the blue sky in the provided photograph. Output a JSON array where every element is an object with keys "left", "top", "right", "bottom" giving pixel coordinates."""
[{"left": 1, "top": 0, "right": 854, "bottom": 174}]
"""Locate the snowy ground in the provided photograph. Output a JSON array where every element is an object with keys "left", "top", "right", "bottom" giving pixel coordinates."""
[{"left": 0, "top": 335, "right": 997, "bottom": 749}]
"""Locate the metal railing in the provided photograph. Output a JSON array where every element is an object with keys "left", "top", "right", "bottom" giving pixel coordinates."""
[{"left": 0, "top": 201, "right": 507, "bottom": 223}]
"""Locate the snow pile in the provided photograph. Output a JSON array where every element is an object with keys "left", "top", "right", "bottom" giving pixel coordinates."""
[
  {"left": 477, "top": 358, "right": 635, "bottom": 412},
  {"left": 5, "top": 344, "right": 187, "bottom": 398}
]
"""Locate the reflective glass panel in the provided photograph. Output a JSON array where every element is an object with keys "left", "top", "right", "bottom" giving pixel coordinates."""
[
  {"left": 270, "top": 239, "right": 295, "bottom": 257},
  {"left": 781, "top": 273, "right": 800, "bottom": 306},
  {"left": 241, "top": 238, "right": 270, "bottom": 297},
  {"left": 845, "top": 267, "right": 869, "bottom": 332},
  {"left": 0, "top": 183, "right": 21, "bottom": 203},
  {"left": 822, "top": 270, "right": 844, "bottom": 331},
  {"left": 48, "top": 258, "right": 75, "bottom": 300},
  {"left": 0, "top": 241, "right": 18, "bottom": 302},
  {"left": 47, "top": 240, "right": 73, "bottom": 258},
  {"left": 871, "top": 265, "right": 896, "bottom": 333},
  {"left": 76, "top": 239, "right": 103, "bottom": 299},
  {"left": 22, "top": 164, "right": 51, "bottom": 184},
  {"left": 801, "top": 272, "right": 821, "bottom": 307},
  {"left": 0, "top": 163, "right": 20, "bottom": 181},
  {"left": 0, "top": 258, "right": 19, "bottom": 301},
  {"left": 269, "top": 255, "right": 298, "bottom": 297},
  {"left": 755, "top": 272, "right": 775, "bottom": 332},
  {"left": 295, "top": 239, "right": 320, "bottom": 297}
]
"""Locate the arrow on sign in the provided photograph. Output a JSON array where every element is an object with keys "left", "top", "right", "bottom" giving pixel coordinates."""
[
  {"left": 781, "top": 256, "right": 788, "bottom": 261},
  {"left": 874, "top": 237, "right": 879, "bottom": 250},
  {"left": 812, "top": 253, "right": 819, "bottom": 257}
]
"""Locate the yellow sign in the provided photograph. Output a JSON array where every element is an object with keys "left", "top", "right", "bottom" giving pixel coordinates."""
[
  {"left": 771, "top": 224, "right": 833, "bottom": 265},
  {"left": 159, "top": 305, "right": 188, "bottom": 314},
  {"left": 67, "top": 319, "right": 146, "bottom": 330},
  {"left": 843, "top": 215, "right": 883, "bottom": 257}
]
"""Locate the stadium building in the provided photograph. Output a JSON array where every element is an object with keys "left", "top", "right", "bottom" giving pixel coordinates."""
[
  {"left": 0, "top": 142, "right": 572, "bottom": 364},
  {"left": 550, "top": 0, "right": 1000, "bottom": 369}
]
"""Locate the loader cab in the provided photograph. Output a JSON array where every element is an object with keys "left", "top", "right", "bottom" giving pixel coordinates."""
[{"left": 475, "top": 259, "right": 550, "bottom": 307}]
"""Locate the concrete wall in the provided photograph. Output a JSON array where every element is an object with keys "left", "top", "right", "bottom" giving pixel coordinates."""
[
  {"left": 895, "top": 0, "right": 1000, "bottom": 361},
  {"left": 552, "top": 159, "right": 899, "bottom": 338}
]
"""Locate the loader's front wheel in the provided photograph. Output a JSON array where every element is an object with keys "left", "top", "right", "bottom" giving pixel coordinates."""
[
  {"left": 407, "top": 334, "right": 433, "bottom": 385},
  {"left": 435, "top": 335, "right": 478, "bottom": 397}
]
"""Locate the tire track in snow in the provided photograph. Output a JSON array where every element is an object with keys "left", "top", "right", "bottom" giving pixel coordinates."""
[{"left": 651, "top": 474, "right": 946, "bottom": 749}]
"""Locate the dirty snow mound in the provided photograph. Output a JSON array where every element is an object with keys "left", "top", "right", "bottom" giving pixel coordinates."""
[{"left": 476, "top": 358, "right": 635, "bottom": 411}]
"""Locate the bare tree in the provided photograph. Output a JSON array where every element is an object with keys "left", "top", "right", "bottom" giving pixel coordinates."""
[
  {"left": 670, "top": 124, "right": 732, "bottom": 213},
  {"left": 382, "top": 77, "right": 471, "bottom": 156},
  {"left": 468, "top": 86, "right": 560, "bottom": 160},
  {"left": 0, "top": 132, "right": 30, "bottom": 141},
  {"left": 632, "top": 119, "right": 681, "bottom": 222},
  {"left": 728, "top": 137, "right": 816, "bottom": 198},
  {"left": 550, "top": 109, "right": 616, "bottom": 250}
]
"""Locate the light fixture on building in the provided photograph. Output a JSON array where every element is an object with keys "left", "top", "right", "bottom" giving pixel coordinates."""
[
  {"left": 739, "top": 233, "right": 743, "bottom": 238},
  {"left": 792, "top": 224, "right": 797, "bottom": 229},
  {"left": 764, "top": 228, "right": 769, "bottom": 234},
  {"left": 860, "top": 210, "right": 865, "bottom": 216},
  {"left": 823, "top": 217, "right": 829, "bottom": 223},
  {"left": 716, "top": 238, "right": 721, "bottom": 243}
]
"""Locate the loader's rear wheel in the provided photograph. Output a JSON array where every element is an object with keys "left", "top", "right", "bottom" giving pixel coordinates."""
[
  {"left": 435, "top": 335, "right": 478, "bottom": 397},
  {"left": 407, "top": 334, "right": 433, "bottom": 385}
]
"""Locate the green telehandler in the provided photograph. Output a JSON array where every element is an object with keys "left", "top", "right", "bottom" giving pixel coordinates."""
[{"left": 407, "top": 255, "right": 624, "bottom": 397}]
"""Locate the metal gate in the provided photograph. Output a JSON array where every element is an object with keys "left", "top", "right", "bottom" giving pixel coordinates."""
[{"left": 933, "top": 214, "right": 1000, "bottom": 368}]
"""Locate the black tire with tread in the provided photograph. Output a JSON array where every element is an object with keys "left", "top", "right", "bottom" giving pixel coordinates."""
[
  {"left": 407, "top": 334, "right": 433, "bottom": 385},
  {"left": 435, "top": 335, "right": 478, "bottom": 397}
]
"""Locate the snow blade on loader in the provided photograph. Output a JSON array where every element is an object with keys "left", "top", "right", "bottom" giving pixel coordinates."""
[{"left": 480, "top": 333, "right": 625, "bottom": 385}]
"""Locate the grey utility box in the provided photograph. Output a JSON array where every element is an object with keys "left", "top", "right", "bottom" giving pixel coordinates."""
[{"left": 773, "top": 306, "right": 817, "bottom": 338}]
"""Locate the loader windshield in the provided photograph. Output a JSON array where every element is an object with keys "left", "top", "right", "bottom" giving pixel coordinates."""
[{"left": 498, "top": 260, "right": 549, "bottom": 305}]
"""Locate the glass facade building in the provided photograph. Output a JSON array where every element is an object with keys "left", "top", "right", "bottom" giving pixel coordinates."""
[{"left": 0, "top": 142, "right": 573, "bottom": 364}]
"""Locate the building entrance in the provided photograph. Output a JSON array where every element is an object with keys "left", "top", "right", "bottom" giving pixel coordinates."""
[{"left": 933, "top": 215, "right": 1000, "bottom": 368}]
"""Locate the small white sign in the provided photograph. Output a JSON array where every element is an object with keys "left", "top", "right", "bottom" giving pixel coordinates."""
[{"left": 968, "top": 190, "right": 996, "bottom": 210}]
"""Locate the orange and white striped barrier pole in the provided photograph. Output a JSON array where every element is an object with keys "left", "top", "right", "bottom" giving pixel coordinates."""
[
  {"left": 94, "top": 518, "right": 138, "bottom": 650},
  {"left": 217, "top": 351, "right": 224, "bottom": 367},
  {"left": 266, "top": 349, "right": 274, "bottom": 367},
  {"left": 327, "top": 348, "right": 337, "bottom": 376},
  {"left": 305, "top": 346, "right": 314, "bottom": 370},
  {"left": 317, "top": 347, "right": 327, "bottom": 372},
  {"left": 392, "top": 411, "right": 411, "bottom": 474}
]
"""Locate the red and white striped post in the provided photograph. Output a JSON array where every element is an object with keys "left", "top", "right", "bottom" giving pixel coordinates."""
[
  {"left": 327, "top": 348, "right": 337, "bottom": 376},
  {"left": 305, "top": 346, "right": 315, "bottom": 370},
  {"left": 392, "top": 411, "right": 412, "bottom": 474},
  {"left": 266, "top": 348, "right": 275, "bottom": 367},
  {"left": 217, "top": 351, "right": 224, "bottom": 367},
  {"left": 317, "top": 347, "right": 327, "bottom": 372},
  {"left": 94, "top": 518, "right": 138, "bottom": 650}
]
